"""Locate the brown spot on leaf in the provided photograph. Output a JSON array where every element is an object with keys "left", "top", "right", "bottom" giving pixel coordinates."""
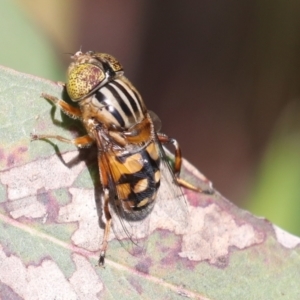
[
  {"left": 7, "top": 154, "right": 15, "bottom": 167},
  {"left": 135, "top": 257, "right": 152, "bottom": 274},
  {"left": 128, "top": 276, "right": 143, "bottom": 294},
  {"left": 0, "top": 148, "right": 5, "bottom": 161},
  {"left": 37, "top": 189, "right": 60, "bottom": 222},
  {"left": 0, "top": 282, "right": 23, "bottom": 300},
  {"left": 18, "top": 146, "right": 27, "bottom": 154},
  {"left": 6, "top": 146, "right": 28, "bottom": 167}
]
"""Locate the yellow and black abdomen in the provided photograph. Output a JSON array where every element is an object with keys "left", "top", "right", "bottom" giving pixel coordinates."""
[{"left": 109, "top": 141, "right": 161, "bottom": 212}]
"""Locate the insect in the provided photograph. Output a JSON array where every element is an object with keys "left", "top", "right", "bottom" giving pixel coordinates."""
[{"left": 31, "top": 51, "right": 212, "bottom": 265}]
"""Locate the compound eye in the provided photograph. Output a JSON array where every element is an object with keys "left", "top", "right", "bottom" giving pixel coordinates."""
[{"left": 66, "top": 63, "right": 105, "bottom": 101}]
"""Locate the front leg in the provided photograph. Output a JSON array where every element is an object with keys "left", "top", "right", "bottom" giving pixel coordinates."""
[
  {"left": 32, "top": 93, "right": 94, "bottom": 148},
  {"left": 42, "top": 93, "right": 82, "bottom": 119}
]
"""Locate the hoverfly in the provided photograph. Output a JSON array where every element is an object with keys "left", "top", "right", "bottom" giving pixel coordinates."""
[{"left": 31, "top": 51, "right": 211, "bottom": 265}]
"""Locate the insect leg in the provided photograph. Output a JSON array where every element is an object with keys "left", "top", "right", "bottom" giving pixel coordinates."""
[
  {"left": 31, "top": 133, "right": 94, "bottom": 148},
  {"left": 42, "top": 93, "right": 82, "bottom": 119},
  {"left": 98, "top": 188, "right": 112, "bottom": 266},
  {"left": 97, "top": 151, "right": 113, "bottom": 266},
  {"left": 157, "top": 133, "right": 213, "bottom": 194},
  {"left": 157, "top": 133, "right": 182, "bottom": 176}
]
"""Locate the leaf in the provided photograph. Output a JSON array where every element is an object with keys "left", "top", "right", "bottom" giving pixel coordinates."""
[{"left": 0, "top": 65, "right": 300, "bottom": 299}]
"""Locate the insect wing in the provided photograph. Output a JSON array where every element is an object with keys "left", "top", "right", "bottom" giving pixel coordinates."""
[
  {"left": 148, "top": 110, "right": 162, "bottom": 132},
  {"left": 151, "top": 139, "right": 189, "bottom": 235},
  {"left": 108, "top": 198, "right": 152, "bottom": 252}
]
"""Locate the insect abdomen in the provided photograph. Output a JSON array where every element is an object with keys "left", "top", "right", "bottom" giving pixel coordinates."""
[{"left": 110, "top": 141, "right": 161, "bottom": 212}]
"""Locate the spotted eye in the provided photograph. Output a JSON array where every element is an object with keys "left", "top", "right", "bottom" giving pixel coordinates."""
[{"left": 66, "top": 63, "right": 105, "bottom": 101}]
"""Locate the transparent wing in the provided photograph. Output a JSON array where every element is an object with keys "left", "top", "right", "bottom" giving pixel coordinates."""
[
  {"left": 148, "top": 111, "right": 189, "bottom": 232},
  {"left": 148, "top": 110, "right": 162, "bottom": 132},
  {"left": 148, "top": 111, "right": 188, "bottom": 231},
  {"left": 150, "top": 135, "right": 189, "bottom": 235},
  {"left": 108, "top": 199, "right": 152, "bottom": 255}
]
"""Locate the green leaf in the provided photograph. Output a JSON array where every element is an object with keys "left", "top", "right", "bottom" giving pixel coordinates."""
[{"left": 0, "top": 66, "right": 300, "bottom": 299}]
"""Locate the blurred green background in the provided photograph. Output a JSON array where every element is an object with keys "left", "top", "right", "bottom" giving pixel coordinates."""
[{"left": 2, "top": 0, "right": 300, "bottom": 236}]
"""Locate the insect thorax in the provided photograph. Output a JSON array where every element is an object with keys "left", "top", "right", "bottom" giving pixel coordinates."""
[{"left": 79, "top": 75, "right": 146, "bottom": 131}]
